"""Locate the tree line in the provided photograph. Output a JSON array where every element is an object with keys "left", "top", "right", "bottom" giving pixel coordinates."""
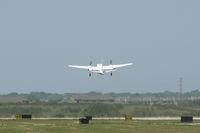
[{"left": 1, "top": 89, "right": 200, "bottom": 102}]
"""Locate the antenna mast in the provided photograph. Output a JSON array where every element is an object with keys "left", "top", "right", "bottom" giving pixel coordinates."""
[{"left": 179, "top": 77, "right": 183, "bottom": 103}]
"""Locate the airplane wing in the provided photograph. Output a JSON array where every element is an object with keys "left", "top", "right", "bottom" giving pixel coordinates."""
[
  {"left": 103, "top": 63, "right": 133, "bottom": 70},
  {"left": 112, "top": 63, "right": 133, "bottom": 68},
  {"left": 68, "top": 65, "right": 90, "bottom": 69}
]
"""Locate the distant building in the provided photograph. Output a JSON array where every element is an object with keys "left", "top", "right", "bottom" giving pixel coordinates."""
[
  {"left": 59, "top": 94, "right": 114, "bottom": 103},
  {"left": 117, "top": 97, "right": 200, "bottom": 105},
  {"left": 0, "top": 96, "right": 27, "bottom": 103}
]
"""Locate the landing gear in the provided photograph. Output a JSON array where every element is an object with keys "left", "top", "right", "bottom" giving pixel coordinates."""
[
  {"left": 89, "top": 73, "right": 91, "bottom": 77},
  {"left": 110, "top": 72, "right": 112, "bottom": 76}
]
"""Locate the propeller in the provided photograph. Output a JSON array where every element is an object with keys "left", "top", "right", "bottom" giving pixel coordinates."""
[
  {"left": 110, "top": 59, "right": 112, "bottom": 65},
  {"left": 89, "top": 61, "right": 92, "bottom": 66},
  {"left": 110, "top": 60, "right": 113, "bottom": 76},
  {"left": 89, "top": 61, "right": 92, "bottom": 77}
]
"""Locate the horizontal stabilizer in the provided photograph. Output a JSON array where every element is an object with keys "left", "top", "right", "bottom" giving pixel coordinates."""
[{"left": 106, "top": 69, "right": 116, "bottom": 73}]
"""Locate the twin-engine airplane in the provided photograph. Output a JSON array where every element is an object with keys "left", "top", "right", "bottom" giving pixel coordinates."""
[{"left": 68, "top": 60, "right": 133, "bottom": 76}]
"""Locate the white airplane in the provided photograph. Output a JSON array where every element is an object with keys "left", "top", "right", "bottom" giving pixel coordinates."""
[{"left": 68, "top": 60, "right": 133, "bottom": 76}]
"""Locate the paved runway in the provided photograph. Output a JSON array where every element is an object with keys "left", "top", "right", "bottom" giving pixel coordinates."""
[{"left": 1, "top": 117, "right": 200, "bottom": 120}]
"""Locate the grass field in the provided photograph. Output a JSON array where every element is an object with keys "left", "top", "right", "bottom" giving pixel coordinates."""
[{"left": 0, "top": 120, "right": 200, "bottom": 133}]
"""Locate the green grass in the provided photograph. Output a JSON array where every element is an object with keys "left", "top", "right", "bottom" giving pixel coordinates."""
[
  {"left": 1, "top": 103, "right": 200, "bottom": 117},
  {"left": 0, "top": 120, "right": 200, "bottom": 133}
]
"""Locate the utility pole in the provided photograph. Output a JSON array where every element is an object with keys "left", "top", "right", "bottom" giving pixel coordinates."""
[{"left": 179, "top": 77, "right": 183, "bottom": 104}]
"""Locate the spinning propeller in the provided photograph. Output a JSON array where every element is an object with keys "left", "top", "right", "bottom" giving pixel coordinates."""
[
  {"left": 110, "top": 60, "right": 113, "bottom": 76},
  {"left": 89, "top": 61, "right": 92, "bottom": 77}
]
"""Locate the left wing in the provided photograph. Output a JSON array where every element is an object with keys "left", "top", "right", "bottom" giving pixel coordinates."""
[
  {"left": 68, "top": 65, "right": 90, "bottom": 69},
  {"left": 103, "top": 63, "right": 133, "bottom": 70}
]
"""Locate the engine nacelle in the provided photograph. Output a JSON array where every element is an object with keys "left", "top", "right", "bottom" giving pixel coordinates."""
[{"left": 88, "top": 67, "right": 92, "bottom": 71}]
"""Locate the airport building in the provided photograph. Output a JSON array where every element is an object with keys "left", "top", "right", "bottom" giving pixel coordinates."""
[
  {"left": 0, "top": 96, "right": 27, "bottom": 103},
  {"left": 59, "top": 94, "right": 114, "bottom": 103}
]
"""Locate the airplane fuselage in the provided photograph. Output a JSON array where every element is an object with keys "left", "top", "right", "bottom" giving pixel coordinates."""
[{"left": 89, "top": 64, "right": 105, "bottom": 75}]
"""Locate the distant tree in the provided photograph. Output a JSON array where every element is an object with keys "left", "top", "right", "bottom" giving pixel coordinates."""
[
  {"left": 87, "top": 91, "right": 102, "bottom": 95},
  {"left": 7, "top": 92, "right": 19, "bottom": 96}
]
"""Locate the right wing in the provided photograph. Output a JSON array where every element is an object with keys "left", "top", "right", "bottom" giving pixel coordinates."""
[
  {"left": 103, "top": 63, "right": 133, "bottom": 70},
  {"left": 112, "top": 63, "right": 133, "bottom": 69},
  {"left": 68, "top": 65, "right": 90, "bottom": 69}
]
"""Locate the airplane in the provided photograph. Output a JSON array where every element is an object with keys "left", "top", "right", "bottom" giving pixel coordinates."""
[{"left": 68, "top": 60, "right": 133, "bottom": 76}]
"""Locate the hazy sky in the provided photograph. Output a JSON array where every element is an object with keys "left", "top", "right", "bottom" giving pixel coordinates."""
[{"left": 0, "top": 0, "right": 200, "bottom": 94}]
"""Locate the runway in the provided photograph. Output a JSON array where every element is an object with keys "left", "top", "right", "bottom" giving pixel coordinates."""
[{"left": 1, "top": 117, "right": 200, "bottom": 120}]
